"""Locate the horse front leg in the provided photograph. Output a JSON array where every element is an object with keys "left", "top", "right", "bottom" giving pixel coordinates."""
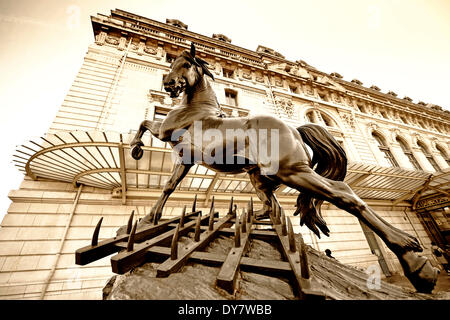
[
  {"left": 130, "top": 120, "right": 162, "bottom": 160},
  {"left": 141, "top": 162, "right": 192, "bottom": 225}
]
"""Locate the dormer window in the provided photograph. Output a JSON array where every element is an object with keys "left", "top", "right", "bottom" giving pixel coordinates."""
[
  {"left": 289, "top": 85, "right": 298, "bottom": 94},
  {"left": 166, "top": 19, "right": 188, "bottom": 30},
  {"left": 223, "top": 68, "right": 234, "bottom": 79},
  {"left": 166, "top": 53, "right": 176, "bottom": 64}
]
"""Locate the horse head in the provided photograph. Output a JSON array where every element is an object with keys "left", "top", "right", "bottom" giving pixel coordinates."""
[{"left": 163, "top": 43, "right": 214, "bottom": 98}]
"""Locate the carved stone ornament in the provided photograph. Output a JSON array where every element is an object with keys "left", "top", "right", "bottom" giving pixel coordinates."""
[
  {"left": 105, "top": 36, "right": 119, "bottom": 45},
  {"left": 289, "top": 65, "right": 311, "bottom": 79},
  {"left": 370, "top": 85, "right": 381, "bottom": 91},
  {"left": 275, "top": 97, "right": 294, "bottom": 118},
  {"left": 367, "top": 122, "right": 379, "bottom": 133},
  {"left": 340, "top": 113, "right": 355, "bottom": 129},
  {"left": 144, "top": 46, "right": 157, "bottom": 55},
  {"left": 242, "top": 71, "right": 252, "bottom": 80}
]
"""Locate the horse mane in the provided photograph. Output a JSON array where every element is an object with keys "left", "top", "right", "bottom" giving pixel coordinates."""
[{"left": 181, "top": 49, "right": 215, "bottom": 80}]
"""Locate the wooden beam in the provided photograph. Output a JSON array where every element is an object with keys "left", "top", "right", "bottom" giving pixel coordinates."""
[
  {"left": 75, "top": 210, "right": 199, "bottom": 265},
  {"left": 118, "top": 143, "right": 127, "bottom": 205},
  {"left": 113, "top": 245, "right": 293, "bottom": 275},
  {"left": 216, "top": 210, "right": 252, "bottom": 293},
  {"left": 272, "top": 215, "right": 325, "bottom": 299}
]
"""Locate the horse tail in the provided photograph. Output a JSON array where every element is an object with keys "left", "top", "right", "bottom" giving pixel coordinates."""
[{"left": 295, "top": 124, "right": 347, "bottom": 238}]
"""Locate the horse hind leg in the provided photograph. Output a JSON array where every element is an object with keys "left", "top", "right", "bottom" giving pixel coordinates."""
[
  {"left": 248, "top": 170, "right": 280, "bottom": 219},
  {"left": 277, "top": 165, "right": 438, "bottom": 293}
]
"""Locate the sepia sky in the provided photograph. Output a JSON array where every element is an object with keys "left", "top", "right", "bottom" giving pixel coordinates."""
[{"left": 0, "top": 0, "right": 449, "bottom": 221}]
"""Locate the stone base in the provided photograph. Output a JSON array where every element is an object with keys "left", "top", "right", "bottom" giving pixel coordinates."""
[{"left": 103, "top": 233, "right": 449, "bottom": 300}]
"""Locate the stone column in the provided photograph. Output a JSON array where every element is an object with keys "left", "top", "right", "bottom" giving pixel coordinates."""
[
  {"left": 412, "top": 147, "right": 434, "bottom": 172},
  {"left": 391, "top": 144, "right": 414, "bottom": 170},
  {"left": 432, "top": 152, "right": 449, "bottom": 170}
]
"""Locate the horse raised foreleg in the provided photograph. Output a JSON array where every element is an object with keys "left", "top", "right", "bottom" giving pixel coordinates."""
[
  {"left": 277, "top": 164, "right": 439, "bottom": 293},
  {"left": 141, "top": 162, "right": 192, "bottom": 224},
  {"left": 130, "top": 120, "right": 162, "bottom": 160},
  {"left": 248, "top": 169, "right": 280, "bottom": 219}
]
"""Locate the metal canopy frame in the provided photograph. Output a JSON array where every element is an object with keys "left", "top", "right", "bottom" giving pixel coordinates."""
[{"left": 13, "top": 130, "right": 449, "bottom": 206}]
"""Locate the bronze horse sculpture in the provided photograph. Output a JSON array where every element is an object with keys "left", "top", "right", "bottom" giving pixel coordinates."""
[{"left": 126, "top": 43, "right": 438, "bottom": 293}]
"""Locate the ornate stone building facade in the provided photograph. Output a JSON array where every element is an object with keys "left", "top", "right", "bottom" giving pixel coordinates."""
[{"left": 0, "top": 9, "right": 449, "bottom": 299}]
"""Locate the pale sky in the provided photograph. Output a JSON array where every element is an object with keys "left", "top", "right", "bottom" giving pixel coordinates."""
[{"left": 0, "top": 0, "right": 449, "bottom": 222}]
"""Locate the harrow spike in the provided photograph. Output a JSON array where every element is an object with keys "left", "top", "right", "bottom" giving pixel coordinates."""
[
  {"left": 299, "top": 237, "right": 310, "bottom": 279},
  {"left": 91, "top": 217, "right": 103, "bottom": 246},
  {"left": 152, "top": 211, "right": 158, "bottom": 225},
  {"left": 192, "top": 194, "right": 197, "bottom": 212},
  {"left": 241, "top": 209, "right": 247, "bottom": 234},
  {"left": 180, "top": 205, "right": 186, "bottom": 227},
  {"left": 287, "top": 216, "right": 296, "bottom": 252},
  {"left": 234, "top": 214, "right": 241, "bottom": 248},
  {"left": 126, "top": 210, "right": 135, "bottom": 234},
  {"left": 171, "top": 223, "right": 180, "bottom": 260},
  {"left": 247, "top": 198, "right": 253, "bottom": 222},
  {"left": 208, "top": 197, "right": 215, "bottom": 231},
  {"left": 280, "top": 207, "right": 287, "bottom": 236},
  {"left": 194, "top": 212, "right": 202, "bottom": 242},
  {"left": 126, "top": 221, "right": 138, "bottom": 252},
  {"left": 271, "top": 199, "right": 276, "bottom": 218},
  {"left": 274, "top": 202, "right": 281, "bottom": 225},
  {"left": 228, "top": 196, "right": 234, "bottom": 216}
]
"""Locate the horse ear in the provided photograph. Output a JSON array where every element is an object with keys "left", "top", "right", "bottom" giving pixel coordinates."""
[{"left": 190, "top": 43, "right": 196, "bottom": 58}]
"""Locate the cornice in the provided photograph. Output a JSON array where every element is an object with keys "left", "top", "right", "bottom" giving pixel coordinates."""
[{"left": 91, "top": 9, "right": 449, "bottom": 123}]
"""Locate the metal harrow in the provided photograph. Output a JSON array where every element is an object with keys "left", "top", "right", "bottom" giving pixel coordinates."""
[{"left": 75, "top": 196, "right": 326, "bottom": 299}]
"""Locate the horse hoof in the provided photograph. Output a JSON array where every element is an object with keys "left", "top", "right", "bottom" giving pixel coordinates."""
[
  {"left": 131, "top": 145, "right": 144, "bottom": 160},
  {"left": 399, "top": 251, "right": 439, "bottom": 293}
]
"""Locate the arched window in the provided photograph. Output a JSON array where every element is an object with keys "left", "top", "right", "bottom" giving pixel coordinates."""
[
  {"left": 372, "top": 132, "right": 398, "bottom": 167},
  {"left": 436, "top": 145, "right": 450, "bottom": 166},
  {"left": 305, "top": 111, "right": 316, "bottom": 124},
  {"left": 396, "top": 137, "right": 421, "bottom": 170},
  {"left": 417, "top": 141, "right": 440, "bottom": 171},
  {"left": 321, "top": 113, "right": 336, "bottom": 127},
  {"left": 304, "top": 110, "right": 336, "bottom": 127}
]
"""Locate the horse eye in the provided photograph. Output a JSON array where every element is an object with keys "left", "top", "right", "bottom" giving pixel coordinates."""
[{"left": 183, "top": 62, "right": 191, "bottom": 68}]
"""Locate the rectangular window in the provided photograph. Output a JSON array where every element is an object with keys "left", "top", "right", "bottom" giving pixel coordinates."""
[{"left": 225, "top": 90, "right": 237, "bottom": 106}]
